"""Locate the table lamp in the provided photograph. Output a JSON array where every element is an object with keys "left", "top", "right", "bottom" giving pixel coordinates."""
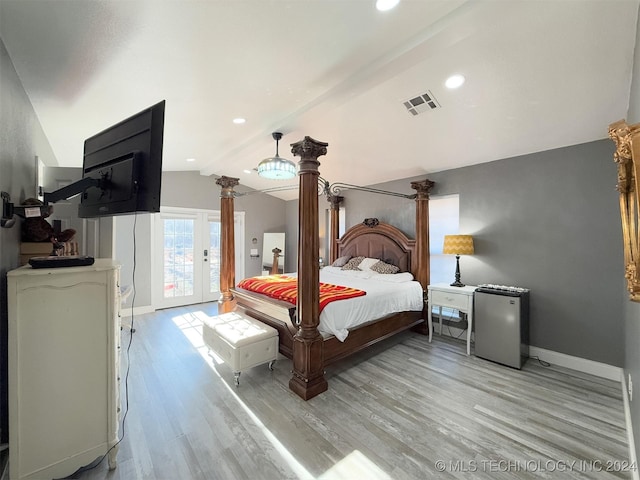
[{"left": 442, "top": 234, "right": 474, "bottom": 287}]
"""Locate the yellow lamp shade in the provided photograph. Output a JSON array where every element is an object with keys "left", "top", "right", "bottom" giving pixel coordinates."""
[{"left": 442, "top": 235, "right": 474, "bottom": 255}]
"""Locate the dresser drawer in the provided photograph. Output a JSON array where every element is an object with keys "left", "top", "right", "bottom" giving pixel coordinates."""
[{"left": 430, "top": 290, "right": 469, "bottom": 310}]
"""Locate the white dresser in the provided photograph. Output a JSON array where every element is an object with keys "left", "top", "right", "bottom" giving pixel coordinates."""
[{"left": 7, "top": 259, "right": 121, "bottom": 480}]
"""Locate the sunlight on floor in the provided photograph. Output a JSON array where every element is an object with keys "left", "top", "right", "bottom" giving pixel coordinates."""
[
  {"left": 171, "top": 309, "right": 392, "bottom": 480},
  {"left": 318, "top": 450, "right": 391, "bottom": 480},
  {"left": 172, "top": 310, "right": 313, "bottom": 480}
]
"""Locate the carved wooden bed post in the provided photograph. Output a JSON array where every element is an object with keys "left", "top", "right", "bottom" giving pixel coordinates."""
[
  {"left": 411, "top": 179, "right": 435, "bottom": 328},
  {"left": 216, "top": 176, "right": 239, "bottom": 314},
  {"left": 327, "top": 193, "right": 344, "bottom": 264},
  {"left": 411, "top": 179, "right": 434, "bottom": 289},
  {"left": 289, "top": 136, "right": 329, "bottom": 400}
]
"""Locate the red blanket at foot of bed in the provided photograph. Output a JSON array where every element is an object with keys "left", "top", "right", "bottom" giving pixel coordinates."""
[{"left": 237, "top": 275, "right": 366, "bottom": 313}]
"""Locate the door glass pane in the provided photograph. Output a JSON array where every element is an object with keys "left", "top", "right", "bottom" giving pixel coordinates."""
[
  {"left": 209, "top": 221, "right": 221, "bottom": 295},
  {"left": 164, "top": 219, "right": 175, "bottom": 235},
  {"left": 163, "top": 218, "right": 195, "bottom": 298}
]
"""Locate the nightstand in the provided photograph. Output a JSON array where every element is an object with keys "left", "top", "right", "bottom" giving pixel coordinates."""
[{"left": 427, "top": 283, "right": 478, "bottom": 355}]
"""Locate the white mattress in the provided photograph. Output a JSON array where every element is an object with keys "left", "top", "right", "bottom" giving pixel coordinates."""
[{"left": 313, "top": 266, "right": 424, "bottom": 341}]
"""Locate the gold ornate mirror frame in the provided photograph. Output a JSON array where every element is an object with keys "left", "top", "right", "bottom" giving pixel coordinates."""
[{"left": 609, "top": 119, "right": 640, "bottom": 301}]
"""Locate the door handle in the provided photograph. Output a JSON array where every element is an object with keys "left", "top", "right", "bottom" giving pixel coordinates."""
[{"left": 204, "top": 249, "right": 208, "bottom": 262}]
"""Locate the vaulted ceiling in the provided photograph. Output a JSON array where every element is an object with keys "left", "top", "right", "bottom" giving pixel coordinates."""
[{"left": 1, "top": 0, "right": 638, "bottom": 200}]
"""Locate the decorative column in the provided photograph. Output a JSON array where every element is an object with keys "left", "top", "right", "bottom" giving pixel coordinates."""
[
  {"left": 289, "top": 136, "right": 328, "bottom": 400},
  {"left": 411, "top": 179, "right": 434, "bottom": 289},
  {"left": 216, "top": 176, "right": 239, "bottom": 314},
  {"left": 411, "top": 179, "right": 434, "bottom": 333},
  {"left": 327, "top": 193, "right": 344, "bottom": 264}
]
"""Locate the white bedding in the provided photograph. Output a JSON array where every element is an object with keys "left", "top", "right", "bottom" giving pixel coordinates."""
[{"left": 312, "top": 266, "right": 424, "bottom": 341}]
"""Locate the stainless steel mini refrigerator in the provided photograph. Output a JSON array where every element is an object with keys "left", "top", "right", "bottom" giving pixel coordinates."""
[{"left": 474, "top": 286, "right": 530, "bottom": 369}]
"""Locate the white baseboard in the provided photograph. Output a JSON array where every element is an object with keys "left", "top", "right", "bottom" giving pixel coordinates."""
[
  {"left": 436, "top": 327, "right": 621, "bottom": 381},
  {"left": 440, "top": 329, "right": 637, "bottom": 469},
  {"left": 120, "top": 305, "right": 155, "bottom": 317},
  {"left": 621, "top": 373, "right": 640, "bottom": 480},
  {"left": 528, "top": 346, "right": 622, "bottom": 381}
]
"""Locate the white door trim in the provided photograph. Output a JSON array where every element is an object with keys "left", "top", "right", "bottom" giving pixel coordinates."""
[
  {"left": 152, "top": 206, "right": 245, "bottom": 310},
  {"left": 155, "top": 209, "right": 202, "bottom": 309}
]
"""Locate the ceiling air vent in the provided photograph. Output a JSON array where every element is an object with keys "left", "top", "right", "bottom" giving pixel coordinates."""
[{"left": 403, "top": 90, "right": 440, "bottom": 116}]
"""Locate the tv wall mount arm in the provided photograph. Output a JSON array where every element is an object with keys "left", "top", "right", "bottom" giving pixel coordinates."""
[
  {"left": 42, "top": 176, "right": 105, "bottom": 205},
  {"left": 1, "top": 174, "right": 108, "bottom": 228}
]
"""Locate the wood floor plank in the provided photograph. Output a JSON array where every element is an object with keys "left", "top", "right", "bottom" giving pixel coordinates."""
[{"left": 74, "top": 303, "right": 632, "bottom": 480}]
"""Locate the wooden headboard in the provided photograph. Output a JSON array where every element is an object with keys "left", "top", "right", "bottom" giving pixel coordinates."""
[{"left": 336, "top": 219, "right": 416, "bottom": 276}]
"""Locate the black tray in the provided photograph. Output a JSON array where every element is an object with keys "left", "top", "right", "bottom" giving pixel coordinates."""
[{"left": 29, "top": 255, "right": 95, "bottom": 269}]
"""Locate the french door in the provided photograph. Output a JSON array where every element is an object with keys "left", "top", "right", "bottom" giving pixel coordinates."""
[{"left": 154, "top": 207, "right": 244, "bottom": 309}]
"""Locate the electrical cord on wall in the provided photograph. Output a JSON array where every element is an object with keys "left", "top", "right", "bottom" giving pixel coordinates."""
[
  {"left": 438, "top": 308, "right": 467, "bottom": 340},
  {"left": 62, "top": 213, "right": 138, "bottom": 478},
  {"left": 529, "top": 356, "right": 551, "bottom": 367}
]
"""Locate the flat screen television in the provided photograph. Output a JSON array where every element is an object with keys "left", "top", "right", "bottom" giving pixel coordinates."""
[{"left": 43, "top": 100, "right": 165, "bottom": 218}]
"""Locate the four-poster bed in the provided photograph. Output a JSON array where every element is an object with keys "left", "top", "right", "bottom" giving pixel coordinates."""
[
  {"left": 233, "top": 220, "right": 428, "bottom": 357},
  {"left": 216, "top": 137, "right": 434, "bottom": 400}
]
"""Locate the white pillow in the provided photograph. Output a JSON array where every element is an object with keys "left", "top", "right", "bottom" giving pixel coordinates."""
[
  {"left": 370, "top": 272, "right": 415, "bottom": 283},
  {"left": 357, "top": 257, "right": 380, "bottom": 271}
]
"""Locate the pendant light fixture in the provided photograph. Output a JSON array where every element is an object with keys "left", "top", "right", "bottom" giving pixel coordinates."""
[{"left": 257, "top": 132, "right": 297, "bottom": 180}]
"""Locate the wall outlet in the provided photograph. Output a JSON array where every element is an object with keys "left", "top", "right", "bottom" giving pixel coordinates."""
[{"left": 629, "top": 374, "right": 633, "bottom": 402}]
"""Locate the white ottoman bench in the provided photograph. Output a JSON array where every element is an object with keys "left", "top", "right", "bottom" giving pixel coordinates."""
[{"left": 202, "top": 311, "right": 278, "bottom": 386}]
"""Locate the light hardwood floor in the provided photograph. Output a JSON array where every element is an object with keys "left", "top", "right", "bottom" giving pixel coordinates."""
[{"left": 76, "top": 303, "right": 632, "bottom": 480}]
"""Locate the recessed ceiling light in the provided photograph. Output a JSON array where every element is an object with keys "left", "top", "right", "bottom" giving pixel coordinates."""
[
  {"left": 243, "top": 169, "right": 252, "bottom": 174},
  {"left": 376, "top": 0, "right": 399, "bottom": 11},
  {"left": 233, "top": 118, "right": 246, "bottom": 124},
  {"left": 445, "top": 74, "right": 465, "bottom": 89},
  {"left": 186, "top": 158, "right": 196, "bottom": 162}
]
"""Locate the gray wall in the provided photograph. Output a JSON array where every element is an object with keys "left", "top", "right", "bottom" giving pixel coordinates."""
[
  {"left": 161, "top": 171, "right": 288, "bottom": 279},
  {"left": 287, "top": 139, "right": 624, "bottom": 367},
  {"left": 428, "top": 140, "right": 623, "bottom": 367},
  {"left": 114, "top": 213, "right": 153, "bottom": 307},
  {"left": 624, "top": 4, "right": 640, "bottom": 465},
  {"left": 0, "top": 39, "right": 58, "bottom": 442}
]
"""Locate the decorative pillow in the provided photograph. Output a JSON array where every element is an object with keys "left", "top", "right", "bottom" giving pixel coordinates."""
[
  {"left": 331, "top": 255, "right": 352, "bottom": 267},
  {"left": 370, "top": 260, "right": 400, "bottom": 274},
  {"left": 358, "top": 257, "right": 380, "bottom": 271},
  {"left": 341, "top": 256, "right": 365, "bottom": 271}
]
